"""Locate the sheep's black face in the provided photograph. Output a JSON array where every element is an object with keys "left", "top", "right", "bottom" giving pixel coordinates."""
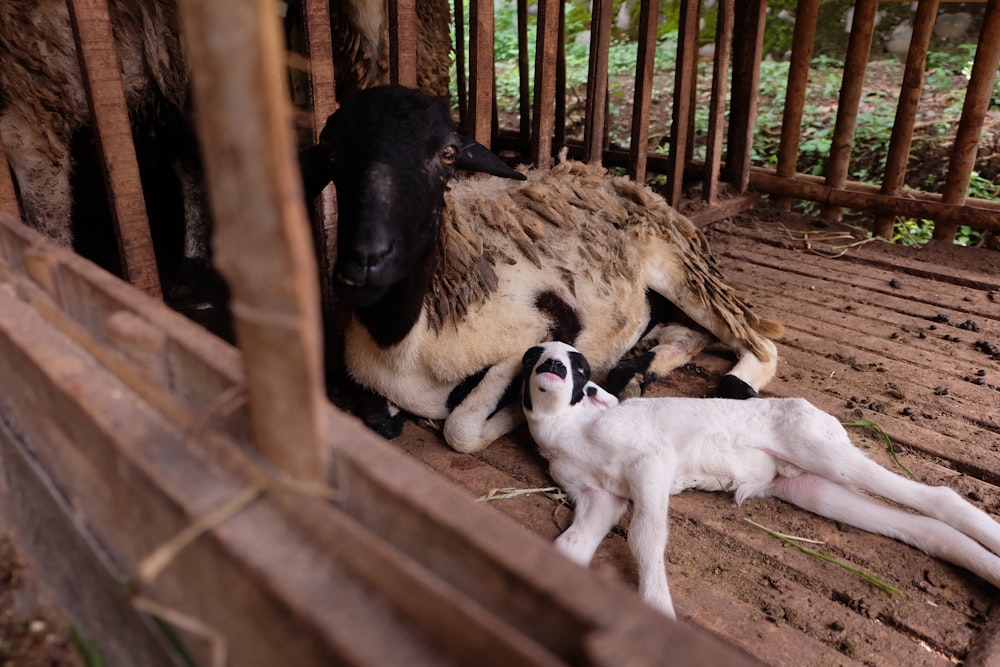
[{"left": 321, "top": 85, "right": 458, "bottom": 306}]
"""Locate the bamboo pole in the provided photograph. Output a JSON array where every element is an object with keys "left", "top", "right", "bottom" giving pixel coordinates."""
[
  {"left": 934, "top": 0, "right": 1000, "bottom": 242},
  {"left": 821, "top": 0, "right": 878, "bottom": 221},
  {"left": 388, "top": 0, "right": 418, "bottom": 88},
  {"left": 667, "top": 0, "right": 700, "bottom": 205},
  {"left": 774, "top": 0, "right": 819, "bottom": 211},
  {"left": 67, "top": 0, "right": 161, "bottom": 298},
  {"left": 583, "top": 0, "right": 614, "bottom": 164},
  {"left": 874, "top": 0, "right": 939, "bottom": 239},
  {"left": 531, "top": 0, "right": 561, "bottom": 169},
  {"left": 174, "top": 0, "right": 328, "bottom": 479},
  {"left": 704, "top": 0, "right": 734, "bottom": 204},
  {"left": 468, "top": 0, "right": 495, "bottom": 146},
  {"left": 628, "top": 0, "right": 660, "bottom": 182}
]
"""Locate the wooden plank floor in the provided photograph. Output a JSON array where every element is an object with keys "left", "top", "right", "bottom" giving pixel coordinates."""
[{"left": 391, "top": 208, "right": 1000, "bottom": 666}]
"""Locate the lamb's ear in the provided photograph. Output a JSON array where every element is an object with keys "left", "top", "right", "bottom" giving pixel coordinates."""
[
  {"left": 520, "top": 346, "right": 545, "bottom": 412},
  {"left": 456, "top": 137, "right": 527, "bottom": 181}
]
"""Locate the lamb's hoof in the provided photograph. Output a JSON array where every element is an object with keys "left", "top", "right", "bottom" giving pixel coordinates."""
[
  {"left": 364, "top": 408, "right": 408, "bottom": 439},
  {"left": 607, "top": 351, "right": 655, "bottom": 397},
  {"left": 718, "top": 374, "right": 757, "bottom": 399}
]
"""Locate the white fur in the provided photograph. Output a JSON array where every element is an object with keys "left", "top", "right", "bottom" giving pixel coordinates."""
[{"left": 522, "top": 341, "right": 1000, "bottom": 620}]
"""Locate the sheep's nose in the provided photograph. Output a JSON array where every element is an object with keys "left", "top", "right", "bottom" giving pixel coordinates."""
[
  {"left": 536, "top": 358, "right": 567, "bottom": 379},
  {"left": 338, "top": 241, "right": 393, "bottom": 286}
]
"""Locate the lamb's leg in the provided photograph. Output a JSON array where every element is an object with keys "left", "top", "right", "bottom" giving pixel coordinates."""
[
  {"left": 627, "top": 459, "right": 677, "bottom": 619},
  {"left": 769, "top": 473, "right": 1000, "bottom": 589},
  {"left": 1, "top": 111, "right": 74, "bottom": 245},
  {"left": 776, "top": 415, "right": 1000, "bottom": 558},
  {"left": 443, "top": 358, "right": 523, "bottom": 453},
  {"left": 555, "top": 485, "right": 628, "bottom": 566},
  {"left": 605, "top": 324, "right": 712, "bottom": 398}
]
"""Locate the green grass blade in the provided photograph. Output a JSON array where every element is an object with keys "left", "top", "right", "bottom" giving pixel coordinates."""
[{"left": 843, "top": 419, "right": 916, "bottom": 479}]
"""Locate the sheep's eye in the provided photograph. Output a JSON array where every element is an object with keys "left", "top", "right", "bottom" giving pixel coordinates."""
[{"left": 441, "top": 145, "right": 459, "bottom": 164}]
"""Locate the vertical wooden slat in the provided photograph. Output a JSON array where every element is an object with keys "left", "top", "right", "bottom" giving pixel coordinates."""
[
  {"left": 554, "top": 1, "right": 568, "bottom": 150},
  {"left": 531, "top": 0, "right": 561, "bottom": 169},
  {"left": 468, "top": 0, "right": 495, "bottom": 146},
  {"left": 517, "top": 0, "right": 531, "bottom": 139},
  {"left": 774, "top": 0, "right": 819, "bottom": 211},
  {"left": 0, "top": 131, "right": 19, "bottom": 220},
  {"left": 174, "top": 0, "right": 327, "bottom": 479},
  {"left": 302, "top": 0, "right": 340, "bottom": 341},
  {"left": 454, "top": 0, "right": 468, "bottom": 129},
  {"left": 703, "top": 0, "right": 734, "bottom": 204},
  {"left": 821, "top": 0, "right": 878, "bottom": 220},
  {"left": 723, "top": 0, "right": 766, "bottom": 193},
  {"left": 389, "top": 0, "right": 418, "bottom": 88},
  {"left": 583, "top": 0, "right": 614, "bottom": 164},
  {"left": 873, "top": 0, "right": 939, "bottom": 239},
  {"left": 934, "top": 0, "right": 1000, "bottom": 242},
  {"left": 628, "top": 0, "right": 660, "bottom": 182},
  {"left": 666, "top": 0, "right": 700, "bottom": 205},
  {"left": 66, "top": 0, "right": 162, "bottom": 299}
]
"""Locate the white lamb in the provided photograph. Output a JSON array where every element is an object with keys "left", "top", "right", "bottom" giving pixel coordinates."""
[{"left": 520, "top": 340, "right": 1000, "bottom": 620}]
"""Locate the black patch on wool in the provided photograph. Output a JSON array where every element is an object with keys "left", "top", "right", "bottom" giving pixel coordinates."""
[
  {"left": 535, "top": 291, "right": 581, "bottom": 344},
  {"left": 447, "top": 366, "right": 490, "bottom": 411}
]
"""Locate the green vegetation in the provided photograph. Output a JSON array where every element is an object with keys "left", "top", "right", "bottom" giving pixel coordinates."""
[{"left": 459, "top": 1, "right": 999, "bottom": 246}]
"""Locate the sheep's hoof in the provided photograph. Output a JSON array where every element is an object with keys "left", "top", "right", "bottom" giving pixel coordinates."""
[{"left": 718, "top": 374, "right": 758, "bottom": 400}]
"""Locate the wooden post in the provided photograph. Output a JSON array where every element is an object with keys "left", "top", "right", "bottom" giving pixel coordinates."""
[
  {"left": 628, "top": 0, "right": 660, "bottom": 182},
  {"left": 66, "top": 0, "right": 162, "bottom": 299},
  {"left": 174, "top": 0, "right": 328, "bottom": 479},
  {"left": 468, "top": 0, "right": 495, "bottom": 146},
  {"left": 874, "top": 0, "right": 940, "bottom": 239},
  {"left": 531, "top": 0, "right": 561, "bottom": 169},
  {"left": 774, "top": 0, "right": 819, "bottom": 211},
  {"left": 723, "top": 0, "right": 767, "bottom": 193},
  {"left": 388, "top": 0, "right": 418, "bottom": 88},
  {"left": 0, "top": 131, "right": 19, "bottom": 220},
  {"left": 666, "top": 0, "right": 700, "bottom": 205},
  {"left": 821, "top": 0, "right": 878, "bottom": 220},
  {"left": 703, "top": 0, "right": 734, "bottom": 204},
  {"left": 934, "top": 0, "right": 1000, "bottom": 242},
  {"left": 517, "top": 0, "right": 531, "bottom": 140},
  {"left": 583, "top": 0, "right": 614, "bottom": 164}
]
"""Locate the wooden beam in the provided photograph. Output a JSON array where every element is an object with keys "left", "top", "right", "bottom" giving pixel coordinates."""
[
  {"left": 531, "top": 0, "right": 562, "bottom": 168},
  {"left": 517, "top": 0, "right": 531, "bottom": 139},
  {"left": 468, "top": 0, "right": 495, "bottom": 146},
  {"left": 174, "top": 0, "right": 328, "bottom": 479},
  {"left": 874, "top": 0, "right": 939, "bottom": 239},
  {"left": 703, "top": 0, "right": 734, "bottom": 204},
  {"left": 821, "top": 0, "right": 878, "bottom": 220},
  {"left": 583, "top": 0, "right": 613, "bottom": 164},
  {"left": 388, "top": 0, "right": 418, "bottom": 88},
  {"left": 66, "top": 0, "right": 161, "bottom": 298},
  {"left": 934, "top": 0, "right": 1000, "bottom": 242},
  {"left": 0, "top": 130, "right": 18, "bottom": 220},
  {"left": 723, "top": 0, "right": 766, "bottom": 193},
  {"left": 774, "top": 0, "right": 819, "bottom": 211},
  {"left": 628, "top": 0, "right": 660, "bottom": 182},
  {"left": 751, "top": 168, "right": 1000, "bottom": 231},
  {"left": 666, "top": 0, "right": 700, "bottom": 205}
]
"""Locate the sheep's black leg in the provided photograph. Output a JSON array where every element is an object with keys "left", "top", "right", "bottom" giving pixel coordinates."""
[
  {"left": 355, "top": 386, "right": 409, "bottom": 439},
  {"left": 718, "top": 375, "right": 758, "bottom": 399},
  {"left": 605, "top": 351, "right": 657, "bottom": 397}
]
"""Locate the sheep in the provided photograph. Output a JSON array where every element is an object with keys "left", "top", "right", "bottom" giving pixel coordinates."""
[
  {"left": 0, "top": 0, "right": 452, "bottom": 288},
  {"left": 0, "top": 0, "right": 204, "bottom": 280},
  {"left": 520, "top": 340, "right": 1000, "bottom": 620},
  {"left": 307, "top": 84, "right": 784, "bottom": 453}
]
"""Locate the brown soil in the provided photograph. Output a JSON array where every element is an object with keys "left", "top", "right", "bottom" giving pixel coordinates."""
[{"left": 0, "top": 534, "right": 83, "bottom": 667}]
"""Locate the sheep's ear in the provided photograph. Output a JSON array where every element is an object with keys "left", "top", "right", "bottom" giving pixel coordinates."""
[
  {"left": 456, "top": 137, "right": 527, "bottom": 181},
  {"left": 299, "top": 144, "right": 336, "bottom": 201}
]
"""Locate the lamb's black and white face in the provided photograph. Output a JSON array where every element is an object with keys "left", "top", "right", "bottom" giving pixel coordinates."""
[{"left": 521, "top": 342, "right": 591, "bottom": 415}]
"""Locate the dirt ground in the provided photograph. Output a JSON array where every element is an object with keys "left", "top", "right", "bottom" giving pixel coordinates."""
[{"left": 386, "top": 203, "right": 1000, "bottom": 666}]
